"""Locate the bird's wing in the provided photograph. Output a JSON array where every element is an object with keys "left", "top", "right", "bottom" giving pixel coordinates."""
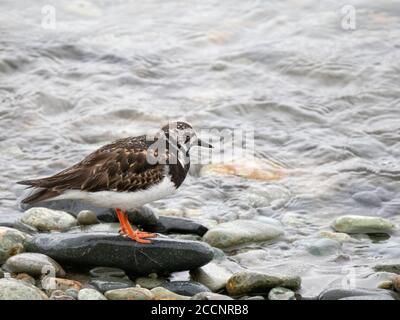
[{"left": 18, "top": 137, "right": 166, "bottom": 203}]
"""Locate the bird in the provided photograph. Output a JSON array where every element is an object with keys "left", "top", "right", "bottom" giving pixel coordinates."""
[{"left": 17, "top": 121, "right": 212, "bottom": 243}]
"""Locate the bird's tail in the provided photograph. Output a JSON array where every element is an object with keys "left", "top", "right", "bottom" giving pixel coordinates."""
[{"left": 17, "top": 179, "right": 60, "bottom": 204}]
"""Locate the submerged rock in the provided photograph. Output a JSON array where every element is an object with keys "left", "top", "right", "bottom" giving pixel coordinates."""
[
  {"left": 374, "top": 263, "right": 400, "bottom": 274},
  {"left": 25, "top": 233, "right": 214, "bottom": 275},
  {"left": 203, "top": 219, "right": 283, "bottom": 248},
  {"left": 21, "top": 207, "right": 77, "bottom": 231},
  {"left": 191, "top": 262, "right": 233, "bottom": 292},
  {"left": 78, "top": 288, "right": 107, "bottom": 300},
  {"left": 105, "top": 287, "right": 154, "bottom": 300},
  {"left": 0, "top": 278, "right": 48, "bottom": 300},
  {"left": 0, "top": 226, "right": 27, "bottom": 264},
  {"left": 2, "top": 253, "right": 65, "bottom": 277},
  {"left": 268, "top": 287, "right": 296, "bottom": 300},
  {"left": 332, "top": 215, "right": 395, "bottom": 234},
  {"left": 306, "top": 238, "right": 342, "bottom": 256},
  {"left": 226, "top": 271, "right": 301, "bottom": 296}
]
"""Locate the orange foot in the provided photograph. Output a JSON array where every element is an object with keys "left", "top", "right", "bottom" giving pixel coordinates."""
[{"left": 115, "top": 208, "right": 157, "bottom": 244}]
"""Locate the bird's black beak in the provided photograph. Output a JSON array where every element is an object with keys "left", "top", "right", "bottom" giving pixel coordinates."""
[{"left": 197, "top": 138, "right": 213, "bottom": 148}]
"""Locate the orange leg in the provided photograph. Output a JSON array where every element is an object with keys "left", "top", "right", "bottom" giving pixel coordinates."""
[{"left": 115, "top": 208, "right": 157, "bottom": 244}]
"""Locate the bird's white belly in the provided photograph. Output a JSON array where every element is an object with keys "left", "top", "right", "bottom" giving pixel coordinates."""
[{"left": 54, "top": 176, "right": 177, "bottom": 210}]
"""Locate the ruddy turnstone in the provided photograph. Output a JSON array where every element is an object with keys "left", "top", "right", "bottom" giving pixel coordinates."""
[{"left": 18, "top": 121, "right": 212, "bottom": 243}]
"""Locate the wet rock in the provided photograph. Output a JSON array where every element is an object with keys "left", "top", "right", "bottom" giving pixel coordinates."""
[
  {"left": 352, "top": 191, "right": 382, "bottom": 207},
  {"left": 203, "top": 219, "right": 283, "bottom": 248},
  {"left": 65, "top": 288, "right": 79, "bottom": 299},
  {"left": 318, "top": 287, "right": 399, "bottom": 300},
  {"left": 78, "top": 288, "right": 107, "bottom": 300},
  {"left": 332, "top": 215, "right": 395, "bottom": 234},
  {"left": 0, "top": 226, "right": 27, "bottom": 264},
  {"left": 151, "top": 287, "right": 190, "bottom": 300},
  {"left": 21, "top": 207, "right": 77, "bottom": 231},
  {"left": 0, "top": 278, "right": 48, "bottom": 300},
  {"left": 105, "top": 287, "right": 154, "bottom": 300},
  {"left": 127, "top": 206, "right": 159, "bottom": 226},
  {"left": 378, "top": 280, "right": 393, "bottom": 290},
  {"left": 306, "top": 238, "right": 342, "bottom": 256},
  {"left": 135, "top": 277, "right": 165, "bottom": 289},
  {"left": 226, "top": 271, "right": 301, "bottom": 296},
  {"left": 89, "top": 277, "right": 135, "bottom": 293},
  {"left": 89, "top": 266, "right": 126, "bottom": 278},
  {"left": 242, "top": 295, "right": 265, "bottom": 300},
  {"left": 3, "top": 253, "right": 65, "bottom": 277},
  {"left": 26, "top": 233, "right": 214, "bottom": 275},
  {"left": 148, "top": 216, "right": 208, "bottom": 237},
  {"left": 14, "top": 273, "right": 36, "bottom": 286},
  {"left": 67, "top": 223, "right": 120, "bottom": 234},
  {"left": 319, "top": 231, "right": 355, "bottom": 243},
  {"left": 268, "top": 287, "right": 296, "bottom": 300},
  {"left": 191, "top": 262, "right": 233, "bottom": 292},
  {"left": 393, "top": 276, "right": 400, "bottom": 292},
  {"left": 374, "top": 263, "right": 400, "bottom": 274},
  {"left": 42, "top": 277, "right": 82, "bottom": 294},
  {"left": 77, "top": 210, "right": 99, "bottom": 225},
  {"left": 50, "top": 290, "right": 75, "bottom": 300},
  {"left": 191, "top": 292, "right": 233, "bottom": 300},
  {"left": 340, "top": 295, "right": 395, "bottom": 300},
  {"left": 161, "top": 281, "right": 210, "bottom": 296}
]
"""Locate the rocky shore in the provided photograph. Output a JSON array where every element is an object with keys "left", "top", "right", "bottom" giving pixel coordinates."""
[{"left": 1, "top": 205, "right": 400, "bottom": 300}]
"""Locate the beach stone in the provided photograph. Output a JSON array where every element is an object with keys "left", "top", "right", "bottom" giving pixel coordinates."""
[
  {"left": 135, "top": 277, "right": 166, "bottom": 289},
  {"left": 151, "top": 286, "right": 190, "bottom": 300},
  {"left": 65, "top": 288, "right": 79, "bottom": 299},
  {"left": 148, "top": 216, "right": 208, "bottom": 237},
  {"left": 127, "top": 206, "right": 159, "bottom": 226},
  {"left": 319, "top": 231, "right": 355, "bottom": 243},
  {"left": 42, "top": 277, "right": 82, "bottom": 293},
  {"left": 26, "top": 233, "right": 214, "bottom": 275},
  {"left": 306, "top": 238, "right": 341, "bottom": 256},
  {"left": 21, "top": 207, "right": 77, "bottom": 231},
  {"left": 191, "top": 292, "right": 233, "bottom": 300},
  {"left": 0, "top": 226, "right": 27, "bottom": 264},
  {"left": 68, "top": 223, "right": 119, "bottom": 234},
  {"left": 3, "top": 253, "right": 65, "bottom": 277},
  {"left": 89, "top": 266, "right": 126, "bottom": 278},
  {"left": 268, "top": 287, "right": 296, "bottom": 300},
  {"left": 78, "top": 288, "right": 107, "bottom": 300},
  {"left": 318, "top": 287, "right": 399, "bottom": 300},
  {"left": 378, "top": 280, "right": 393, "bottom": 290},
  {"left": 226, "top": 271, "right": 301, "bottom": 296},
  {"left": 393, "top": 276, "right": 400, "bottom": 292},
  {"left": 0, "top": 278, "right": 48, "bottom": 300},
  {"left": 161, "top": 281, "right": 210, "bottom": 296},
  {"left": 77, "top": 210, "right": 98, "bottom": 225},
  {"left": 89, "top": 277, "right": 135, "bottom": 293},
  {"left": 50, "top": 289, "right": 75, "bottom": 300},
  {"left": 374, "top": 263, "right": 400, "bottom": 274},
  {"left": 191, "top": 262, "right": 233, "bottom": 292},
  {"left": 332, "top": 215, "right": 395, "bottom": 234},
  {"left": 352, "top": 191, "right": 382, "bottom": 207},
  {"left": 105, "top": 287, "right": 154, "bottom": 300},
  {"left": 14, "top": 273, "right": 36, "bottom": 285},
  {"left": 203, "top": 219, "right": 283, "bottom": 248}
]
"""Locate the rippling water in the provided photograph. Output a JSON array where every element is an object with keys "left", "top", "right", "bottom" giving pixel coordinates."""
[{"left": 1, "top": 0, "right": 400, "bottom": 296}]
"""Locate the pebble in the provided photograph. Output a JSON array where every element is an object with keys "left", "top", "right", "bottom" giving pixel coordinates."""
[
  {"left": 0, "top": 278, "right": 48, "bottom": 300},
  {"left": 14, "top": 273, "right": 36, "bottom": 286},
  {"left": 318, "top": 287, "right": 399, "bottom": 300},
  {"left": 21, "top": 207, "right": 77, "bottom": 231},
  {"left": 126, "top": 206, "right": 159, "bottom": 226},
  {"left": 77, "top": 210, "right": 99, "bottom": 225},
  {"left": 105, "top": 287, "right": 154, "bottom": 300},
  {"left": 332, "top": 215, "right": 395, "bottom": 234},
  {"left": 26, "top": 233, "right": 214, "bottom": 275},
  {"left": 78, "top": 288, "right": 107, "bottom": 300},
  {"left": 191, "top": 292, "right": 233, "bottom": 300},
  {"left": 393, "top": 276, "right": 400, "bottom": 292},
  {"left": 319, "top": 231, "right": 355, "bottom": 243},
  {"left": 65, "top": 288, "right": 79, "bottom": 299},
  {"left": 378, "top": 280, "right": 393, "bottom": 290},
  {"left": 190, "top": 262, "right": 233, "bottom": 292},
  {"left": 89, "top": 266, "right": 126, "bottom": 278},
  {"left": 148, "top": 216, "right": 208, "bottom": 237},
  {"left": 135, "top": 277, "right": 165, "bottom": 289},
  {"left": 42, "top": 277, "right": 82, "bottom": 294},
  {"left": 0, "top": 226, "right": 27, "bottom": 264},
  {"left": 352, "top": 191, "right": 382, "bottom": 207},
  {"left": 226, "top": 271, "right": 301, "bottom": 296},
  {"left": 50, "top": 290, "right": 75, "bottom": 300},
  {"left": 203, "top": 219, "right": 283, "bottom": 248},
  {"left": 2, "top": 253, "right": 65, "bottom": 277},
  {"left": 161, "top": 281, "right": 210, "bottom": 296},
  {"left": 268, "top": 287, "right": 296, "bottom": 300},
  {"left": 89, "top": 277, "right": 135, "bottom": 293},
  {"left": 306, "top": 238, "right": 342, "bottom": 256},
  {"left": 151, "top": 287, "right": 190, "bottom": 300}
]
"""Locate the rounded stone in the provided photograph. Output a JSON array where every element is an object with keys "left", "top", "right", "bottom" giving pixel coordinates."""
[
  {"left": 77, "top": 210, "right": 99, "bottom": 225},
  {"left": 65, "top": 288, "right": 79, "bottom": 299},
  {"left": 151, "top": 287, "right": 190, "bottom": 300},
  {"left": 0, "top": 227, "right": 27, "bottom": 264},
  {"left": 332, "top": 215, "right": 395, "bottom": 234},
  {"left": 105, "top": 287, "right": 154, "bottom": 300},
  {"left": 306, "top": 238, "right": 341, "bottom": 256},
  {"left": 135, "top": 277, "right": 165, "bottom": 289},
  {"left": 0, "top": 278, "right": 48, "bottom": 300},
  {"left": 21, "top": 207, "right": 77, "bottom": 231},
  {"left": 393, "top": 276, "right": 400, "bottom": 292},
  {"left": 191, "top": 292, "right": 233, "bottom": 300},
  {"left": 3, "top": 253, "right": 65, "bottom": 277},
  {"left": 78, "top": 288, "right": 107, "bottom": 300},
  {"left": 268, "top": 287, "right": 296, "bottom": 300}
]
